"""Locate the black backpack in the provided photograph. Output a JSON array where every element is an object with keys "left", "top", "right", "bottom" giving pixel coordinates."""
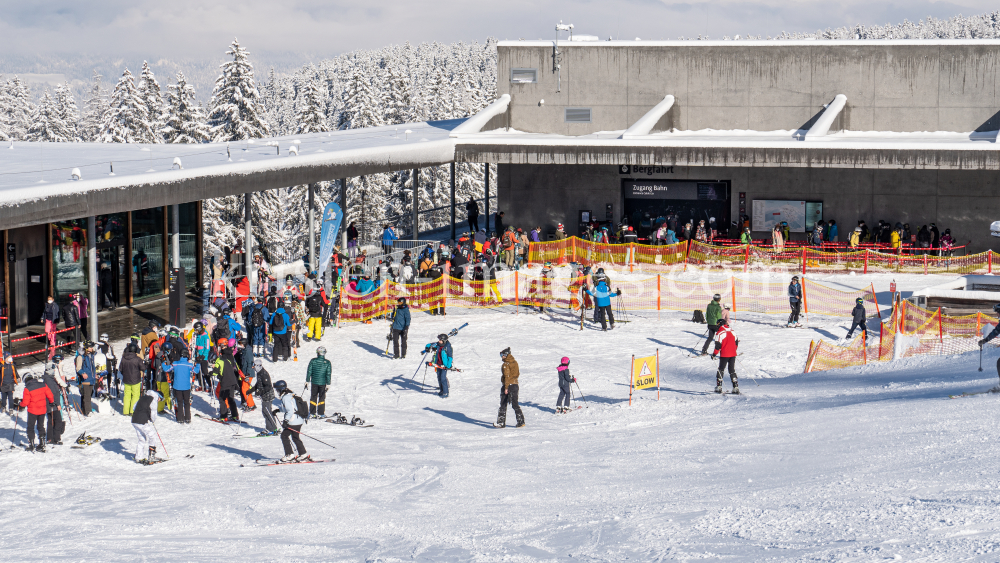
[
  {"left": 293, "top": 394, "right": 309, "bottom": 422},
  {"left": 212, "top": 324, "right": 229, "bottom": 344},
  {"left": 692, "top": 309, "right": 706, "bottom": 324},
  {"left": 271, "top": 311, "right": 286, "bottom": 332},
  {"left": 266, "top": 296, "right": 278, "bottom": 314},
  {"left": 251, "top": 306, "right": 265, "bottom": 328}
]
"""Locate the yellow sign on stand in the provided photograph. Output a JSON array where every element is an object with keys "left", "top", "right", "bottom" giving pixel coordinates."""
[{"left": 629, "top": 350, "right": 659, "bottom": 404}]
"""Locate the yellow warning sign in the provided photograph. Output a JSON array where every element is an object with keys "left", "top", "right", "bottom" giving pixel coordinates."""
[{"left": 632, "top": 354, "right": 658, "bottom": 390}]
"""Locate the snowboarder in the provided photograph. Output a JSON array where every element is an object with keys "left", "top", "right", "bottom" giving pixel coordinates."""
[
  {"left": 787, "top": 276, "right": 802, "bottom": 327},
  {"left": 249, "top": 358, "right": 278, "bottom": 435},
  {"left": 424, "top": 334, "right": 453, "bottom": 398},
  {"left": 305, "top": 347, "right": 331, "bottom": 417},
  {"left": 131, "top": 389, "right": 162, "bottom": 464},
  {"left": 701, "top": 294, "right": 723, "bottom": 355},
  {"left": 586, "top": 280, "right": 616, "bottom": 331},
  {"left": 272, "top": 380, "right": 309, "bottom": 463},
  {"left": 494, "top": 348, "right": 525, "bottom": 428},
  {"left": 555, "top": 357, "right": 575, "bottom": 414},
  {"left": 710, "top": 317, "right": 740, "bottom": 394},
  {"left": 390, "top": 297, "right": 411, "bottom": 359},
  {"left": 845, "top": 297, "right": 868, "bottom": 342},
  {"left": 22, "top": 373, "right": 54, "bottom": 452}
]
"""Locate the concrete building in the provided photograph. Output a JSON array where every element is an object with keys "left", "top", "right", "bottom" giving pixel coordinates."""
[{"left": 458, "top": 39, "right": 1000, "bottom": 249}]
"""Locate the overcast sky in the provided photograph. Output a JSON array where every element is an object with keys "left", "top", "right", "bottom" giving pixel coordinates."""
[{"left": 0, "top": 0, "right": 995, "bottom": 61}]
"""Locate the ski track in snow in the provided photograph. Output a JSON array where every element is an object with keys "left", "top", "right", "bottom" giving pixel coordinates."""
[{"left": 2, "top": 270, "right": 1000, "bottom": 561}]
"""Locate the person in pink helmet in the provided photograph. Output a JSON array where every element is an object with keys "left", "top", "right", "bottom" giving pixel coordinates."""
[{"left": 556, "top": 357, "right": 575, "bottom": 413}]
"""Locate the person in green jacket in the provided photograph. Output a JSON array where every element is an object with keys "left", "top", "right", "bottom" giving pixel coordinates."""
[
  {"left": 701, "top": 294, "right": 723, "bottom": 355},
  {"left": 305, "top": 346, "right": 332, "bottom": 417}
]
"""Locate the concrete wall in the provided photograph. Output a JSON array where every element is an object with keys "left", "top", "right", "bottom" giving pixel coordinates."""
[
  {"left": 499, "top": 164, "right": 1000, "bottom": 252},
  {"left": 497, "top": 42, "right": 1000, "bottom": 135}
]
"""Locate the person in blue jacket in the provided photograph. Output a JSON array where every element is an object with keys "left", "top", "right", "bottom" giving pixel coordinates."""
[
  {"left": 381, "top": 224, "right": 398, "bottom": 255},
  {"left": 222, "top": 311, "right": 244, "bottom": 348},
  {"left": 423, "top": 333, "right": 453, "bottom": 398},
  {"left": 390, "top": 297, "right": 411, "bottom": 359},
  {"left": 164, "top": 352, "right": 199, "bottom": 423},
  {"left": 269, "top": 300, "right": 293, "bottom": 362},
  {"left": 355, "top": 273, "right": 376, "bottom": 296},
  {"left": 586, "top": 280, "right": 617, "bottom": 331}
]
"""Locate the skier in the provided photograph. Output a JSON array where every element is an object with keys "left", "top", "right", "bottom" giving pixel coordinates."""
[
  {"left": 423, "top": 334, "right": 453, "bottom": 398},
  {"left": 131, "top": 389, "right": 163, "bottom": 464},
  {"left": 247, "top": 297, "right": 268, "bottom": 356},
  {"left": 269, "top": 299, "right": 293, "bottom": 362},
  {"left": 75, "top": 340, "right": 97, "bottom": 416},
  {"left": 494, "top": 347, "right": 525, "bottom": 428},
  {"left": 305, "top": 347, "right": 331, "bottom": 418},
  {"left": 249, "top": 358, "right": 279, "bottom": 436},
  {"left": 844, "top": 297, "right": 868, "bottom": 342},
  {"left": 164, "top": 351, "right": 199, "bottom": 424},
  {"left": 710, "top": 317, "right": 740, "bottom": 394},
  {"left": 119, "top": 345, "right": 145, "bottom": 415},
  {"left": 272, "top": 380, "right": 309, "bottom": 463},
  {"left": 153, "top": 343, "right": 173, "bottom": 414},
  {"left": 555, "top": 357, "right": 575, "bottom": 414},
  {"left": 42, "top": 356, "right": 68, "bottom": 445},
  {"left": 0, "top": 352, "right": 18, "bottom": 414},
  {"left": 787, "top": 276, "right": 803, "bottom": 327},
  {"left": 22, "top": 373, "right": 54, "bottom": 451},
  {"left": 97, "top": 333, "right": 119, "bottom": 399},
  {"left": 586, "top": 280, "right": 616, "bottom": 331},
  {"left": 701, "top": 294, "right": 723, "bottom": 355},
  {"left": 390, "top": 297, "right": 411, "bottom": 359},
  {"left": 304, "top": 289, "right": 324, "bottom": 342},
  {"left": 214, "top": 342, "right": 242, "bottom": 422}
]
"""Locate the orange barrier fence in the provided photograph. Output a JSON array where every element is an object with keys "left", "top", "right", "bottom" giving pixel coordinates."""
[
  {"left": 339, "top": 273, "right": 878, "bottom": 323},
  {"left": 527, "top": 237, "right": 996, "bottom": 275},
  {"left": 804, "top": 302, "right": 997, "bottom": 373}
]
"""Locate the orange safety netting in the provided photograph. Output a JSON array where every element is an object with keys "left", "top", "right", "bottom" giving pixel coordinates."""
[
  {"left": 528, "top": 238, "right": 998, "bottom": 276},
  {"left": 804, "top": 308, "right": 898, "bottom": 373}
]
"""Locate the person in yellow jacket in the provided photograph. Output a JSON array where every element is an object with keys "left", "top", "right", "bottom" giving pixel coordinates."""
[
  {"left": 849, "top": 227, "right": 861, "bottom": 248},
  {"left": 890, "top": 228, "right": 901, "bottom": 250}
]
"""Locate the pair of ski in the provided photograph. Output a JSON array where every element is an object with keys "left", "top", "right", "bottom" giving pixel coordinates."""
[
  {"left": 195, "top": 413, "right": 248, "bottom": 426},
  {"left": 139, "top": 454, "right": 194, "bottom": 466},
  {"left": 72, "top": 433, "right": 101, "bottom": 449},
  {"left": 948, "top": 387, "right": 999, "bottom": 399},
  {"left": 244, "top": 457, "right": 335, "bottom": 467}
]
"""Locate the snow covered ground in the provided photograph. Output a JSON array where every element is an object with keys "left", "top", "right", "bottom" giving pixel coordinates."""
[{"left": 2, "top": 270, "right": 1000, "bottom": 562}]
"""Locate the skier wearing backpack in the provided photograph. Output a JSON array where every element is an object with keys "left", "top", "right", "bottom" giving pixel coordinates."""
[
  {"left": 131, "top": 389, "right": 162, "bottom": 464},
  {"left": 248, "top": 298, "right": 268, "bottom": 357},
  {"left": 271, "top": 380, "right": 309, "bottom": 463},
  {"left": 304, "top": 290, "right": 325, "bottom": 342},
  {"left": 555, "top": 357, "right": 575, "bottom": 414},
  {"left": 22, "top": 373, "right": 54, "bottom": 451},
  {"left": 249, "top": 358, "right": 278, "bottom": 435},
  {"left": 269, "top": 299, "right": 293, "bottom": 362},
  {"left": 305, "top": 347, "right": 332, "bottom": 417},
  {"left": 423, "top": 334, "right": 453, "bottom": 398},
  {"left": 494, "top": 347, "right": 525, "bottom": 428},
  {"left": 215, "top": 343, "right": 242, "bottom": 422}
]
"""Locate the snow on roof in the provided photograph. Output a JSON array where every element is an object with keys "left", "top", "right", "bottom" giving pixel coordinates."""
[{"left": 498, "top": 39, "right": 1000, "bottom": 47}]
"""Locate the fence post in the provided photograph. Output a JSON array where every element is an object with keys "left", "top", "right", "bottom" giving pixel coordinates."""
[
  {"left": 938, "top": 306, "right": 943, "bottom": 350},
  {"left": 801, "top": 277, "right": 808, "bottom": 320},
  {"left": 990, "top": 251, "right": 993, "bottom": 274},
  {"left": 731, "top": 276, "right": 736, "bottom": 312},
  {"left": 656, "top": 274, "right": 661, "bottom": 312},
  {"left": 878, "top": 322, "right": 883, "bottom": 361},
  {"left": 899, "top": 299, "right": 906, "bottom": 333},
  {"left": 744, "top": 244, "right": 749, "bottom": 273},
  {"left": 629, "top": 243, "right": 634, "bottom": 273},
  {"left": 804, "top": 340, "right": 815, "bottom": 373},
  {"left": 863, "top": 336, "right": 867, "bottom": 364},
  {"left": 870, "top": 283, "right": 881, "bottom": 319},
  {"left": 515, "top": 273, "right": 519, "bottom": 313},
  {"left": 863, "top": 251, "right": 868, "bottom": 274},
  {"left": 801, "top": 247, "right": 806, "bottom": 275},
  {"left": 684, "top": 240, "right": 691, "bottom": 272},
  {"left": 571, "top": 237, "right": 576, "bottom": 264},
  {"left": 924, "top": 253, "right": 928, "bottom": 275}
]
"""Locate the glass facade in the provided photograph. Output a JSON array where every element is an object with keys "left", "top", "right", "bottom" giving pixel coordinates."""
[
  {"left": 168, "top": 202, "right": 199, "bottom": 290},
  {"left": 51, "top": 219, "right": 89, "bottom": 305},
  {"left": 131, "top": 207, "right": 165, "bottom": 300}
]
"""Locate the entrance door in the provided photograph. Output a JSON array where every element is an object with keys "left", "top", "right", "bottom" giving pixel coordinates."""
[
  {"left": 97, "top": 245, "right": 128, "bottom": 309},
  {"left": 26, "top": 256, "right": 44, "bottom": 324},
  {"left": 14, "top": 259, "right": 26, "bottom": 327}
]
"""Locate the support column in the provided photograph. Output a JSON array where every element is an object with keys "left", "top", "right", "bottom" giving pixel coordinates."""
[
  {"left": 450, "top": 162, "right": 456, "bottom": 242},
  {"left": 340, "top": 178, "right": 348, "bottom": 250},
  {"left": 171, "top": 204, "right": 180, "bottom": 270},
  {"left": 244, "top": 193, "right": 253, "bottom": 286},
  {"left": 484, "top": 163, "right": 490, "bottom": 233},
  {"left": 412, "top": 169, "right": 420, "bottom": 239},
  {"left": 87, "top": 216, "right": 98, "bottom": 342},
  {"left": 308, "top": 183, "right": 316, "bottom": 272}
]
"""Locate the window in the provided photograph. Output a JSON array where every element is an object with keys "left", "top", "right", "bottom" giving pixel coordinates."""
[
  {"left": 565, "top": 108, "right": 592, "bottom": 123},
  {"left": 510, "top": 68, "right": 537, "bottom": 84}
]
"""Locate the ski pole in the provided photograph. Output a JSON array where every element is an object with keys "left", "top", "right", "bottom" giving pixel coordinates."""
[
  {"left": 573, "top": 380, "right": 589, "bottom": 407},
  {"left": 734, "top": 357, "right": 760, "bottom": 387},
  {"left": 285, "top": 425, "right": 336, "bottom": 450},
  {"left": 150, "top": 421, "right": 169, "bottom": 459},
  {"left": 979, "top": 344, "right": 984, "bottom": 372},
  {"left": 411, "top": 348, "right": 431, "bottom": 380},
  {"left": 9, "top": 407, "right": 20, "bottom": 450}
]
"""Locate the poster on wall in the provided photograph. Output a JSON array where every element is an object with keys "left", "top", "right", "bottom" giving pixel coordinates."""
[
  {"left": 805, "top": 201, "right": 823, "bottom": 232},
  {"left": 752, "top": 200, "right": 806, "bottom": 232}
]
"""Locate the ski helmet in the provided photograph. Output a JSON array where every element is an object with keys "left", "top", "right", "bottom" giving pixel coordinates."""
[
  {"left": 713, "top": 293, "right": 721, "bottom": 301},
  {"left": 397, "top": 297, "right": 407, "bottom": 305},
  {"left": 317, "top": 346, "right": 327, "bottom": 356},
  {"left": 286, "top": 274, "right": 294, "bottom": 283},
  {"left": 500, "top": 347, "right": 511, "bottom": 359},
  {"left": 273, "top": 380, "right": 288, "bottom": 393},
  {"left": 994, "top": 303, "right": 1000, "bottom": 315},
  {"left": 597, "top": 268, "right": 605, "bottom": 274},
  {"left": 99, "top": 333, "right": 109, "bottom": 343},
  {"left": 791, "top": 275, "right": 799, "bottom": 281},
  {"left": 724, "top": 304, "right": 731, "bottom": 310},
  {"left": 717, "top": 317, "right": 729, "bottom": 326},
  {"left": 437, "top": 333, "right": 449, "bottom": 342},
  {"left": 253, "top": 358, "right": 263, "bottom": 369},
  {"left": 560, "top": 356, "right": 570, "bottom": 365},
  {"left": 52, "top": 352, "right": 63, "bottom": 362},
  {"left": 856, "top": 297, "right": 864, "bottom": 305},
  {"left": 194, "top": 321, "right": 204, "bottom": 331}
]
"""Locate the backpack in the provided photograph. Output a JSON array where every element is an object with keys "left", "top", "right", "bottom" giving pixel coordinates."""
[
  {"left": 211, "top": 324, "right": 228, "bottom": 345},
  {"left": 292, "top": 394, "right": 309, "bottom": 422},
  {"left": 271, "top": 311, "right": 286, "bottom": 332},
  {"left": 692, "top": 309, "right": 706, "bottom": 324},
  {"left": 266, "top": 296, "right": 278, "bottom": 313},
  {"left": 251, "top": 305, "right": 265, "bottom": 328}
]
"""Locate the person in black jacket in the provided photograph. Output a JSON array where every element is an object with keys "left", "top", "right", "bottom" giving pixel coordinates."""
[
  {"left": 216, "top": 345, "right": 241, "bottom": 422},
  {"left": 248, "top": 358, "right": 278, "bottom": 435},
  {"left": 0, "top": 353, "right": 17, "bottom": 414},
  {"left": 845, "top": 297, "right": 867, "bottom": 341},
  {"left": 390, "top": 297, "right": 411, "bottom": 359},
  {"left": 42, "top": 296, "right": 60, "bottom": 351},
  {"left": 131, "top": 389, "right": 161, "bottom": 464},
  {"left": 99, "top": 263, "right": 115, "bottom": 310},
  {"left": 42, "top": 358, "right": 67, "bottom": 445},
  {"left": 466, "top": 199, "right": 480, "bottom": 232},
  {"left": 63, "top": 295, "right": 81, "bottom": 347},
  {"left": 118, "top": 348, "right": 145, "bottom": 415}
]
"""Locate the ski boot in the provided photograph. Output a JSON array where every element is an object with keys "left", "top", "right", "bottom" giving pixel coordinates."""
[
  {"left": 36, "top": 443, "right": 46, "bottom": 453},
  {"left": 350, "top": 416, "right": 365, "bottom": 426},
  {"left": 714, "top": 385, "right": 723, "bottom": 394},
  {"left": 732, "top": 386, "right": 740, "bottom": 395},
  {"left": 515, "top": 421, "right": 526, "bottom": 428},
  {"left": 295, "top": 453, "right": 312, "bottom": 463},
  {"left": 493, "top": 421, "right": 505, "bottom": 428},
  {"left": 279, "top": 454, "right": 297, "bottom": 463},
  {"left": 25, "top": 442, "right": 35, "bottom": 452}
]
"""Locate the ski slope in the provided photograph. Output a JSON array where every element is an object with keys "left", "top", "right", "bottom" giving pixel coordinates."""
[{"left": 1, "top": 270, "right": 999, "bottom": 562}]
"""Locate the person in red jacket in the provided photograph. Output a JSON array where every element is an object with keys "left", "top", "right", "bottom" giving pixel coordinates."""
[
  {"left": 21, "top": 373, "right": 55, "bottom": 452},
  {"left": 710, "top": 317, "right": 740, "bottom": 395}
]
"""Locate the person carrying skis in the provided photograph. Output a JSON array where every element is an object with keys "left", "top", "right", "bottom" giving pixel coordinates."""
[
  {"left": 164, "top": 351, "right": 199, "bottom": 424},
  {"left": 1, "top": 352, "right": 18, "bottom": 414},
  {"left": 494, "top": 347, "right": 525, "bottom": 428},
  {"left": 787, "top": 276, "right": 803, "bottom": 327},
  {"left": 249, "top": 358, "right": 279, "bottom": 436},
  {"left": 131, "top": 389, "right": 162, "bottom": 464},
  {"left": 390, "top": 297, "right": 411, "bottom": 359},
  {"left": 271, "top": 380, "right": 309, "bottom": 463},
  {"left": 845, "top": 297, "right": 868, "bottom": 342},
  {"left": 586, "top": 280, "right": 616, "bottom": 331},
  {"left": 304, "top": 289, "right": 325, "bottom": 342},
  {"left": 21, "top": 372, "right": 54, "bottom": 451},
  {"left": 424, "top": 334, "right": 453, "bottom": 398},
  {"left": 555, "top": 357, "right": 575, "bottom": 414},
  {"left": 701, "top": 293, "right": 723, "bottom": 355},
  {"left": 710, "top": 317, "right": 740, "bottom": 394},
  {"left": 305, "top": 346, "right": 331, "bottom": 417}
]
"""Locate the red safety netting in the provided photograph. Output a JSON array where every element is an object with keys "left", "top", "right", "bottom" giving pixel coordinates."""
[{"left": 805, "top": 308, "right": 898, "bottom": 373}]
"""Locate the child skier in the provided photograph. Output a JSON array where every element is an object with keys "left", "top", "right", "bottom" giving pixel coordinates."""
[
  {"left": 423, "top": 334, "right": 453, "bottom": 398},
  {"left": 272, "top": 380, "right": 309, "bottom": 463},
  {"left": 710, "top": 317, "right": 740, "bottom": 394},
  {"left": 556, "top": 357, "right": 575, "bottom": 413},
  {"left": 21, "top": 373, "right": 54, "bottom": 452},
  {"left": 844, "top": 297, "right": 867, "bottom": 342},
  {"left": 131, "top": 389, "right": 163, "bottom": 464}
]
